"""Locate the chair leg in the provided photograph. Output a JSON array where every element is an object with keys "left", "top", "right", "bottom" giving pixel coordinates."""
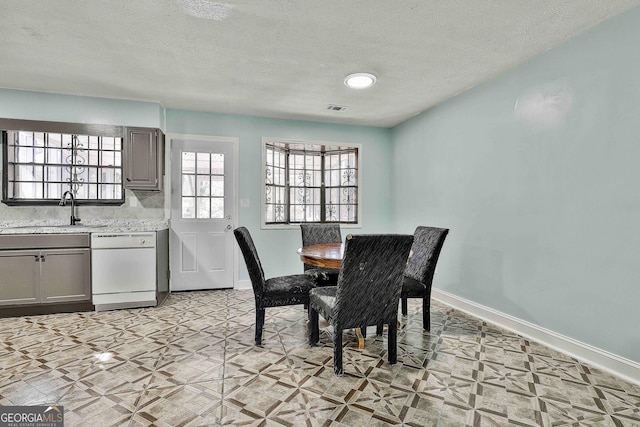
[
  {"left": 388, "top": 318, "right": 398, "bottom": 364},
  {"left": 376, "top": 323, "right": 383, "bottom": 336},
  {"left": 333, "top": 326, "right": 343, "bottom": 375},
  {"left": 309, "top": 307, "right": 319, "bottom": 345},
  {"left": 255, "top": 308, "right": 265, "bottom": 345},
  {"left": 423, "top": 296, "right": 430, "bottom": 331},
  {"left": 401, "top": 296, "right": 408, "bottom": 316},
  {"left": 360, "top": 326, "right": 367, "bottom": 338}
]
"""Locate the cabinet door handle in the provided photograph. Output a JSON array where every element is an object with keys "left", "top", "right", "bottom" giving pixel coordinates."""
[{"left": 34, "top": 255, "right": 40, "bottom": 262}]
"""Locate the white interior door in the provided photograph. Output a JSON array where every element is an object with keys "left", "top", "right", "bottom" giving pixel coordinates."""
[{"left": 170, "top": 136, "right": 237, "bottom": 291}]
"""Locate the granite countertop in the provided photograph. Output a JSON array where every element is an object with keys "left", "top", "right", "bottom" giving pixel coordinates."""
[{"left": 0, "top": 219, "right": 169, "bottom": 234}]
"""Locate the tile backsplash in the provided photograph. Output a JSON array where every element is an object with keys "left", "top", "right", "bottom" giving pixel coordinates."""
[{"left": 0, "top": 189, "right": 166, "bottom": 222}]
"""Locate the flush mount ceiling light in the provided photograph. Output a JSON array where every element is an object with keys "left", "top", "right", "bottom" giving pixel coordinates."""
[
  {"left": 177, "top": 0, "right": 233, "bottom": 20},
  {"left": 344, "top": 73, "right": 377, "bottom": 89}
]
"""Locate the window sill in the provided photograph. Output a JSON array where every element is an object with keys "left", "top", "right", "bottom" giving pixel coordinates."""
[{"left": 261, "top": 222, "right": 362, "bottom": 231}]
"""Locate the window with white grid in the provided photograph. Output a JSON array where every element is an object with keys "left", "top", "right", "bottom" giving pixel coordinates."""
[
  {"left": 263, "top": 139, "right": 359, "bottom": 226},
  {"left": 2, "top": 130, "right": 123, "bottom": 204}
]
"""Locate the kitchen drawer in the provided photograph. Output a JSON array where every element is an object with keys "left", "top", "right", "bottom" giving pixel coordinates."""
[{"left": 0, "top": 233, "right": 90, "bottom": 250}]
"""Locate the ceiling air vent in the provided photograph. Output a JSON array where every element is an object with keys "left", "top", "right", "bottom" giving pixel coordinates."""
[{"left": 326, "top": 104, "right": 348, "bottom": 112}]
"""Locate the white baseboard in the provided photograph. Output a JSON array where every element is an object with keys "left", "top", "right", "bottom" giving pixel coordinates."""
[
  {"left": 432, "top": 288, "right": 640, "bottom": 386},
  {"left": 236, "top": 279, "right": 252, "bottom": 290}
]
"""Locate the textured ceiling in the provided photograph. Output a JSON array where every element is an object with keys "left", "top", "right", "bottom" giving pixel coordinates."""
[{"left": 2, "top": 1, "right": 639, "bottom": 128}]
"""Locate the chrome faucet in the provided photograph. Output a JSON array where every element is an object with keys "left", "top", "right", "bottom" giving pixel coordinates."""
[{"left": 59, "top": 191, "right": 81, "bottom": 225}]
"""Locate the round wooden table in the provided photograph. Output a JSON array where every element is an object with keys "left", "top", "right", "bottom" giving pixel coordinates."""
[{"left": 296, "top": 243, "right": 344, "bottom": 269}]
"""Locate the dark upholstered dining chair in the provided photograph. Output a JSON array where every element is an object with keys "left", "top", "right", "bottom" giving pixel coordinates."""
[
  {"left": 401, "top": 226, "right": 449, "bottom": 331},
  {"left": 308, "top": 234, "right": 414, "bottom": 375},
  {"left": 234, "top": 226, "right": 317, "bottom": 345},
  {"left": 300, "top": 223, "right": 342, "bottom": 285}
]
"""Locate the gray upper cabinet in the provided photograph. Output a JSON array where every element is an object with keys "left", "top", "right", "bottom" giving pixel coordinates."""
[{"left": 125, "top": 127, "right": 165, "bottom": 191}]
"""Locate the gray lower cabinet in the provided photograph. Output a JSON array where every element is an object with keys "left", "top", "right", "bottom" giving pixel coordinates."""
[
  {"left": 0, "top": 248, "right": 91, "bottom": 306},
  {"left": 40, "top": 248, "right": 91, "bottom": 303},
  {"left": 0, "top": 250, "right": 40, "bottom": 305},
  {"left": 0, "top": 234, "right": 92, "bottom": 315}
]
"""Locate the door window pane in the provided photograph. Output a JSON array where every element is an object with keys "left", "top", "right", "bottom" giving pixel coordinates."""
[
  {"left": 197, "top": 152, "right": 210, "bottom": 174},
  {"left": 182, "top": 152, "right": 196, "bottom": 174},
  {"left": 182, "top": 197, "right": 195, "bottom": 219},
  {"left": 211, "top": 154, "right": 224, "bottom": 174},
  {"left": 211, "top": 175, "right": 224, "bottom": 196},
  {"left": 197, "top": 176, "right": 210, "bottom": 196},
  {"left": 182, "top": 175, "right": 195, "bottom": 196},
  {"left": 180, "top": 151, "right": 225, "bottom": 219},
  {"left": 211, "top": 198, "right": 224, "bottom": 219},
  {"left": 197, "top": 197, "right": 210, "bottom": 219}
]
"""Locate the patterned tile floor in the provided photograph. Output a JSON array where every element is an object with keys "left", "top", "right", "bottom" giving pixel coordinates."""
[{"left": 1, "top": 290, "right": 639, "bottom": 426}]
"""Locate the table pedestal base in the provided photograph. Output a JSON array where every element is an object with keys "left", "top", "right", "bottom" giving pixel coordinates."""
[{"left": 355, "top": 327, "right": 365, "bottom": 349}]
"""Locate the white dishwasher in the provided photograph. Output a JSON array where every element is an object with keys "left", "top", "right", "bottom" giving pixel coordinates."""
[{"left": 91, "top": 232, "right": 156, "bottom": 311}]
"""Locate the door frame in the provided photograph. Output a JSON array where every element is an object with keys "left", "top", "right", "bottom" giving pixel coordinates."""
[{"left": 166, "top": 133, "right": 239, "bottom": 290}]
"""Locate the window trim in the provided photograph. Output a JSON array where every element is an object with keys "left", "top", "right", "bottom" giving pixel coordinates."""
[
  {"left": 261, "top": 137, "right": 362, "bottom": 230},
  {"left": 0, "top": 118, "right": 125, "bottom": 206}
]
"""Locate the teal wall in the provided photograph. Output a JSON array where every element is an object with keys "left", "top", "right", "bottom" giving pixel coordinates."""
[
  {"left": 0, "top": 89, "right": 163, "bottom": 128},
  {"left": 391, "top": 8, "right": 640, "bottom": 362},
  {"left": 166, "top": 109, "right": 393, "bottom": 279}
]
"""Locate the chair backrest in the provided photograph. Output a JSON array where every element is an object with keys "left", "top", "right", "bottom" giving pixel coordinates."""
[
  {"left": 300, "top": 224, "right": 342, "bottom": 271},
  {"left": 300, "top": 223, "right": 342, "bottom": 246},
  {"left": 233, "top": 227, "right": 266, "bottom": 297},
  {"left": 404, "top": 226, "right": 449, "bottom": 285},
  {"left": 335, "top": 234, "right": 413, "bottom": 328}
]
